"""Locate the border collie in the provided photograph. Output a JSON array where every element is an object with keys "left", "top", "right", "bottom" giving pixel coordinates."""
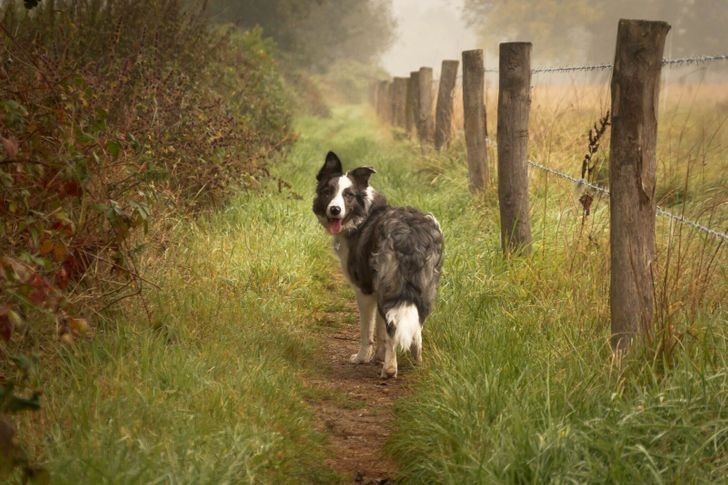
[{"left": 312, "top": 151, "right": 443, "bottom": 378}]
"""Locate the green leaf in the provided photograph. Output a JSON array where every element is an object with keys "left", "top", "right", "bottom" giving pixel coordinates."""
[{"left": 107, "top": 140, "right": 122, "bottom": 160}]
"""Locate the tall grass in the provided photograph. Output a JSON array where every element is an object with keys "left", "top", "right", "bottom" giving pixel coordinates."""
[
  {"left": 386, "top": 67, "right": 728, "bottom": 482},
  {"left": 11, "top": 116, "right": 355, "bottom": 482}
]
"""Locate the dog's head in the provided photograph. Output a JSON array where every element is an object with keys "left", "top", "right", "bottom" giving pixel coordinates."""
[{"left": 312, "top": 151, "right": 378, "bottom": 235}]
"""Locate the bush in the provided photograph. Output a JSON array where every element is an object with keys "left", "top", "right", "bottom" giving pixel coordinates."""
[{"left": 0, "top": 1, "right": 293, "bottom": 478}]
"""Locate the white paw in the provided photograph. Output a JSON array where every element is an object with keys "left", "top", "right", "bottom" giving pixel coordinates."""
[
  {"left": 349, "top": 349, "right": 372, "bottom": 364},
  {"left": 380, "top": 364, "right": 397, "bottom": 379}
]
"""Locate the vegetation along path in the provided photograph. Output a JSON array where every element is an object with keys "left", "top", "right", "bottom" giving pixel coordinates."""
[
  {"left": 18, "top": 105, "right": 727, "bottom": 483},
  {"left": 18, "top": 107, "right": 416, "bottom": 483}
]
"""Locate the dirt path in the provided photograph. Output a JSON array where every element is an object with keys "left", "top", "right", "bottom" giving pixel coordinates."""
[{"left": 307, "top": 280, "right": 413, "bottom": 484}]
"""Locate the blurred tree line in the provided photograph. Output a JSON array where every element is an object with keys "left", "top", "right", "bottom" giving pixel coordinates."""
[
  {"left": 463, "top": 0, "right": 728, "bottom": 63},
  {"left": 207, "top": 0, "right": 396, "bottom": 72}
]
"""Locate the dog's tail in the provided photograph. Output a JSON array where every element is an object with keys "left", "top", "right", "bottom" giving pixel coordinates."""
[{"left": 385, "top": 303, "right": 420, "bottom": 351}]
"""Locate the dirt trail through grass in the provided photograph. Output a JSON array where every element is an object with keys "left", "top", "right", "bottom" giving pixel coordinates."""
[
  {"left": 306, "top": 273, "right": 405, "bottom": 483},
  {"left": 18, "top": 106, "right": 418, "bottom": 483},
  {"left": 289, "top": 109, "right": 420, "bottom": 482}
]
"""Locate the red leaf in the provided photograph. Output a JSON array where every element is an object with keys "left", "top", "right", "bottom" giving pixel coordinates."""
[
  {"left": 29, "top": 288, "right": 47, "bottom": 306},
  {"left": 55, "top": 266, "right": 69, "bottom": 289},
  {"left": 28, "top": 273, "right": 49, "bottom": 306},
  {"left": 59, "top": 180, "right": 82, "bottom": 198}
]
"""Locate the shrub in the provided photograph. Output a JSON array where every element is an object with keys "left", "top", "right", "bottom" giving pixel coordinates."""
[{"left": 0, "top": 1, "right": 293, "bottom": 478}]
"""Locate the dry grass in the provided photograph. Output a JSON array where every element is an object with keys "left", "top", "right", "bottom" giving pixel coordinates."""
[
  {"left": 425, "top": 71, "right": 727, "bottom": 335},
  {"left": 381, "top": 67, "right": 728, "bottom": 479}
]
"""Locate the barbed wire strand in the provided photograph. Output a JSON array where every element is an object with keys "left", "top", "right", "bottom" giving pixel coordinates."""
[
  {"left": 414, "top": 54, "right": 728, "bottom": 81},
  {"left": 480, "top": 54, "right": 728, "bottom": 75},
  {"left": 531, "top": 63, "right": 613, "bottom": 74},
  {"left": 527, "top": 160, "right": 728, "bottom": 242}
]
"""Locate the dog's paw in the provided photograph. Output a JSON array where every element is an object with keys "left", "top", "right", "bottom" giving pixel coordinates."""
[
  {"left": 349, "top": 350, "right": 372, "bottom": 364},
  {"left": 380, "top": 364, "right": 397, "bottom": 379}
]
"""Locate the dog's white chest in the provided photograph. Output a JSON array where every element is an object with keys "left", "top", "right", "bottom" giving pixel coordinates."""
[{"left": 333, "top": 237, "right": 352, "bottom": 283}]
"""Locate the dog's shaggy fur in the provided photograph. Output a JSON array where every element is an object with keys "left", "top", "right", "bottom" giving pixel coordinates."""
[{"left": 312, "top": 151, "right": 443, "bottom": 378}]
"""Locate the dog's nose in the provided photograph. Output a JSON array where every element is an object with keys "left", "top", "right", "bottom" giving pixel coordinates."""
[{"left": 329, "top": 206, "right": 341, "bottom": 216}]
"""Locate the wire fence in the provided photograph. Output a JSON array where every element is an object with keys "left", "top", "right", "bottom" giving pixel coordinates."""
[
  {"left": 373, "top": 25, "right": 726, "bottom": 346},
  {"left": 519, "top": 53, "right": 728, "bottom": 243},
  {"left": 480, "top": 53, "right": 728, "bottom": 75},
  {"left": 526, "top": 160, "right": 728, "bottom": 243},
  {"left": 385, "top": 52, "right": 728, "bottom": 244}
]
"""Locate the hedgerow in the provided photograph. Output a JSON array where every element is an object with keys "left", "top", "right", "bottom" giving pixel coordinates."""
[{"left": 0, "top": 1, "right": 293, "bottom": 477}]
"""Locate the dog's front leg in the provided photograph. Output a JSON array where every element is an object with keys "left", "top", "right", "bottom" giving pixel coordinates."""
[
  {"left": 374, "top": 312, "right": 387, "bottom": 363},
  {"left": 381, "top": 331, "right": 398, "bottom": 378},
  {"left": 350, "top": 291, "right": 376, "bottom": 364}
]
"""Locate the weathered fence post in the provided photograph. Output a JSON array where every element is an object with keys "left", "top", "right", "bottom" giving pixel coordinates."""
[
  {"left": 434, "top": 60, "right": 459, "bottom": 150},
  {"left": 609, "top": 19, "right": 670, "bottom": 353},
  {"left": 462, "top": 49, "right": 488, "bottom": 191},
  {"left": 392, "top": 77, "right": 408, "bottom": 128},
  {"left": 389, "top": 79, "right": 398, "bottom": 124},
  {"left": 376, "top": 80, "right": 388, "bottom": 121},
  {"left": 497, "top": 42, "right": 532, "bottom": 255},
  {"left": 406, "top": 71, "right": 419, "bottom": 134},
  {"left": 416, "top": 67, "right": 434, "bottom": 143},
  {"left": 385, "top": 80, "right": 394, "bottom": 123}
]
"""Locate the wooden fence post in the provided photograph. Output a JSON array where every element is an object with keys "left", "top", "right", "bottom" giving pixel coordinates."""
[
  {"left": 389, "top": 79, "right": 397, "bottom": 124},
  {"left": 406, "top": 71, "right": 419, "bottom": 134},
  {"left": 434, "top": 60, "right": 459, "bottom": 150},
  {"left": 497, "top": 42, "right": 532, "bottom": 255},
  {"left": 392, "top": 77, "right": 408, "bottom": 128},
  {"left": 609, "top": 19, "right": 670, "bottom": 353},
  {"left": 376, "top": 80, "right": 388, "bottom": 120},
  {"left": 385, "top": 80, "right": 393, "bottom": 123},
  {"left": 462, "top": 49, "right": 488, "bottom": 191},
  {"left": 416, "top": 67, "right": 434, "bottom": 143}
]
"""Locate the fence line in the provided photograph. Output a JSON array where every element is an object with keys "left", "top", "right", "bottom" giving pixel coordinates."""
[
  {"left": 462, "top": 53, "right": 728, "bottom": 76},
  {"left": 371, "top": 19, "right": 727, "bottom": 352},
  {"left": 527, "top": 160, "right": 728, "bottom": 243},
  {"left": 531, "top": 63, "right": 613, "bottom": 74},
  {"left": 661, "top": 54, "right": 728, "bottom": 67},
  {"left": 379, "top": 64, "right": 728, "bottom": 244}
]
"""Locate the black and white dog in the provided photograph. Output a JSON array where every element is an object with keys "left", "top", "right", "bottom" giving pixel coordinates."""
[{"left": 313, "top": 151, "right": 443, "bottom": 378}]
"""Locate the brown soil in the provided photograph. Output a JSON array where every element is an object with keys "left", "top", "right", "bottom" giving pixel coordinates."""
[{"left": 307, "top": 292, "right": 414, "bottom": 484}]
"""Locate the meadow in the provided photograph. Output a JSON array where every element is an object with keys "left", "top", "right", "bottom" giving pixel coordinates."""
[
  {"left": 10, "top": 62, "right": 728, "bottom": 481},
  {"left": 387, "top": 67, "right": 728, "bottom": 482}
]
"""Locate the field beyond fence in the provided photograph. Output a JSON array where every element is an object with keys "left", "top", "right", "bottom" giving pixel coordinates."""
[{"left": 371, "top": 18, "right": 727, "bottom": 357}]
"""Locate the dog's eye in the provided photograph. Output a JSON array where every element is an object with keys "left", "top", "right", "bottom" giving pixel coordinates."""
[{"left": 343, "top": 191, "right": 355, "bottom": 200}]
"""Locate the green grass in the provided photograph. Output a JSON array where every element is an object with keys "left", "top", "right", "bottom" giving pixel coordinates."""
[
  {"left": 18, "top": 104, "right": 727, "bottom": 483},
  {"left": 380, "top": 109, "right": 728, "bottom": 481},
  {"left": 16, "top": 110, "right": 388, "bottom": 483}
]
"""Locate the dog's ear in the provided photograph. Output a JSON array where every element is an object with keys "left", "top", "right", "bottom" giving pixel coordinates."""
[
  {"left": 317, "top": 151, "right": 343, "bottom": 181},
  {"left": 349, "top": 166, "right": 376, "bottom": 187}
]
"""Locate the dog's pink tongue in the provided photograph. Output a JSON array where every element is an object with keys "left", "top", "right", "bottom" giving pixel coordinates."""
[{"left": 327, "top": 218, "right": 343, "bottom": 235}]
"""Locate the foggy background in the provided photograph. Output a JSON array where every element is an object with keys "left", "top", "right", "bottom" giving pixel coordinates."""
[
  {"left": 381, "top": 0, "right": 477, "bottom": 77},
  {"left": 382, "top": 0, "right": 727, "bottom": 76}
]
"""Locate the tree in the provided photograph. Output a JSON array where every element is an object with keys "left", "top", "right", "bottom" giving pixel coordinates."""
[
  {"left": 462, "top": 0, "right": 728, "bottom": 64},
  {"left": 208, "top": 0, "right": 396, "bottom": 71}
]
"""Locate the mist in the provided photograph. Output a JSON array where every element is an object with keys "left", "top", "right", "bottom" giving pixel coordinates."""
[
  {"left": 379, "top": 0, "right": 727, "bottom": 72},
  {"left": 381, "top": 0, "right": 477, "bottom": 78}
]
